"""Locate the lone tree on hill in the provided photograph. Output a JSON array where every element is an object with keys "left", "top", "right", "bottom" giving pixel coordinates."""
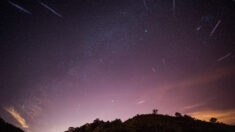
[{"left": 152, "top": 109, "right": 158, "bottom": 114}]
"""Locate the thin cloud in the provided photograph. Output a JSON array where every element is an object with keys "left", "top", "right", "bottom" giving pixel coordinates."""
[
  {"left": 24, "top": 104, "right": 42, "bottom": 120},
  {"left": 140, "top": 65, "right": 235, "bottom": 101},
  {"left": 137, "top": 100, "right": 145, "bottom": 104},
  {"left": 182, "top": 102, "right": 207, "bottom": 111},
  {"left": 4, "top": 106, "right": 29, "bottom": 128},
  {"left": 181, "top": 98, "right": 216, "bottom": 111}
]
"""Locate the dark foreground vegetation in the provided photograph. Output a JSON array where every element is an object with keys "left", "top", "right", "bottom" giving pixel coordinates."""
[
  {"left": 0, "top": 117, "right": 23, "bottom": 132},
  {"left": 65, "top": 112, "right": 235, "bottom": 132}
]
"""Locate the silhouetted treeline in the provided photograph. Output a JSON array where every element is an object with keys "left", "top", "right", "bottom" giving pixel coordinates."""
[
  {"left": 0, "top": 117, "right": 24, "bottom": 132},
  {"left": 65, "top": 113, "right": 235, "bottom": 132}
]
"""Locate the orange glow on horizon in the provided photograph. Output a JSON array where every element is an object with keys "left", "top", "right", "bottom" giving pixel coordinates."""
[{"left": 189, "top": 109, "right": 235, "bottom": 125}]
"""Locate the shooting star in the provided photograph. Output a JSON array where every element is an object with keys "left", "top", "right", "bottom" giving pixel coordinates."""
[
  {"left": 8, "top": 1, "right": 32, "bottom": 14},
  {"left": 39, "top": 2, "right": 62, "bottom": 17},
  {"left": 209, "top": 20, "right": 221, "bottom": 37},
  {"left": 217, "top": 52, "right": 232, "bottom": 62}
]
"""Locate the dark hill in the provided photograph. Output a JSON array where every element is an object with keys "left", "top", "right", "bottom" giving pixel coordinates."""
[
  {"left": 65, "top": 114, "right": 235, "bottom": 132},
  {"left": 0, "top": 117, "right": 24, "bottom": 132}
]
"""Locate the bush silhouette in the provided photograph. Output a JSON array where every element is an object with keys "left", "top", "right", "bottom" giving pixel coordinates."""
[
  {"left": 210, "top": 117, "right": 217, "bottom": 123},
  {"left": 175, "top": 112, "right": 182, "bottom": 118},
  {"left": 0, "top": 117, "right": 24, "bottom": 132}
]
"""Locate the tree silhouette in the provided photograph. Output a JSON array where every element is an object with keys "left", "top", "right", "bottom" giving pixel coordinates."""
[
  {"left": 152, "top": 109, "right": 158, "bottom": 114},
  {"left": 210, "top": 117, "right": 217, "bottom": 123},
  {"left": 175, "top": 112, "right": 182, "bottom": 117}
]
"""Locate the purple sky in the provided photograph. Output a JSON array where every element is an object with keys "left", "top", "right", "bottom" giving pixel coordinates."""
[{"left": 0, "top": 0, "right": 235, "bottom": 132}]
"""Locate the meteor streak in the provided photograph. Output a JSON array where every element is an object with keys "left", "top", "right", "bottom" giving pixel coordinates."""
[
  {"left": 8, "top": 1, "right": 32, "bottom": 14},
  {"left": 39, "top": 2, "right": 62, "bottom": 17}
]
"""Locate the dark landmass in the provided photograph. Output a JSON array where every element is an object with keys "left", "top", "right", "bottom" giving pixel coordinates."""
[
  {"left": 0, "top": 117, "right": 24, "bottom": 132},
  {"left": 65, "top": 113, "right": 235, "bottom": 132}
]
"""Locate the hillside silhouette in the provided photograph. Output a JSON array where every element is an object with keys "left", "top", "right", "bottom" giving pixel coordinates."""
[
  {"left": 0, "top": 117, "right": 24, "bottom": 132},
  {"left": 65, "top": 112, "right": 235, "bottom": 132}
]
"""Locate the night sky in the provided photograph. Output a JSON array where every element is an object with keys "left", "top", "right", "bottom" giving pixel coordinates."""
[{"left": 0, "top": 0, "right": 235, "bottom": 132}]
